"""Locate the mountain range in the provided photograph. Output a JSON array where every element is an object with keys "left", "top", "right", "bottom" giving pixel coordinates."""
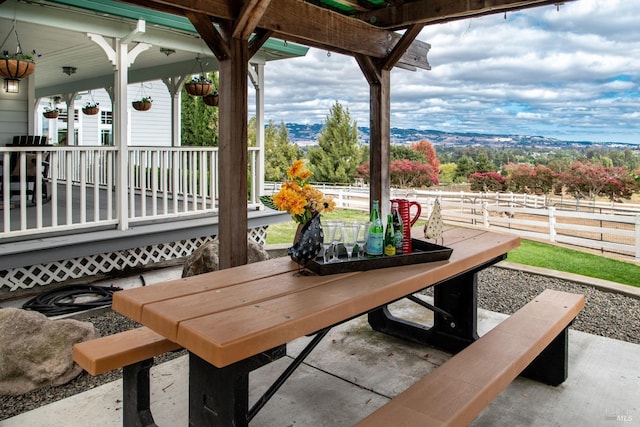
[{"left": 284, "top": 123, "right": 639, "bottom": 149}]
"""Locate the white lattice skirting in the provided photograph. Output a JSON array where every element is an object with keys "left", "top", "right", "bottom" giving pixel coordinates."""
[{"left": 1, "top": 226, "right": 268, "bottom": 293}]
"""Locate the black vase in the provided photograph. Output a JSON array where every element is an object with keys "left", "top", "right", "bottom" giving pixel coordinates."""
[{"left": 288, "top": 213, "right": 323, "bottom": 268}]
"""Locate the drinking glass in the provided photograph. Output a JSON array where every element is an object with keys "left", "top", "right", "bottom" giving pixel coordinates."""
[
  {"left": 342, "top": 223, "right": 359, "bottom": 261},
  {"left": 331, "top": 221, "right": 344, "bottom": 262},
  {"left": 321, "top": 220, "right": 337, "bottom": 263},
  {"left": 355, "top": 221, "right": 370, "bottom": 259}
]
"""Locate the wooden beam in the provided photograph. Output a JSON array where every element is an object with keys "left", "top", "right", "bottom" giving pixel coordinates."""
[
  {"left": 186, "top": 12, "right": 231, "bottom": 61},
  {"left": 249, "top": 29, "right": 274, "bottom": 58},
  {"left": 359, "top": 0, "right": 578, "bottom": 30},
  {"left": 122, "top": 0, "right": 430, "bottom": 70},
  {"left": 232, "top": 0, "right": 272, "bottom": 40}
]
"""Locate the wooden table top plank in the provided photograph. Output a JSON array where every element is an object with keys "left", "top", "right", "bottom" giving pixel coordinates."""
[
  {"left": 411, "top": 226, "right": 487, "bottom": 246},
  {"left": 141, "top": 270, "right": 361, "bottom": 341},
  {"left": 112, "top": 256, "right": 300, "bottom": 321},
  {"left": 175, "top": 231, "right": 520, "bottom": 366}
]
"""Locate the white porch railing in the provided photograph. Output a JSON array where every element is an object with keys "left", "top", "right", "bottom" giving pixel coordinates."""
[{"left": 0, "top": 146, "right": 261, "bottom": 239}]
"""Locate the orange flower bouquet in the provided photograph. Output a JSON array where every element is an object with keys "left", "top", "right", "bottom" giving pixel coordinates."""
[{"left": 260, "top": 160, "right": 335, "bottom": 224}]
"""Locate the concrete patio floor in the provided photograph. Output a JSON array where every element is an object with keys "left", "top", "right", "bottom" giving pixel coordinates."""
[{"left": 1, "top": 263, "right": 639, "bottom": 426}]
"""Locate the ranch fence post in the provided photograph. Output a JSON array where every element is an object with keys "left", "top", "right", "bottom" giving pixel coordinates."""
[
  {"left": 548, "top": 206, "right": 556, "bottom": 242},
  {"left": 483, "top": 202, "right": 489, "bottom": 228},
  {"left": 635, "top": 214, "right": 640, "bottom": 260}
]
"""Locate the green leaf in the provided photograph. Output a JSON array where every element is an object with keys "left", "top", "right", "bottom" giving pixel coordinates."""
[{"left": 260, "top": 195, "right": 278, "bottom": 210}]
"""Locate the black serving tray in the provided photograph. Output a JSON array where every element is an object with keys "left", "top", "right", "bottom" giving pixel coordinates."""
[{"left": 305, "top": 238, "right": 453, "bottom": 276}]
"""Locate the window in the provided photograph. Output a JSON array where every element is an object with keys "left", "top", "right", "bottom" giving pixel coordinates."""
[{"left": 101, "top": 110, "right": 112, "bottom": 125}]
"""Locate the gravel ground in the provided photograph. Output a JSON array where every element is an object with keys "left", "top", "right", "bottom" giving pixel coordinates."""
[{"left": 1, "top": 266, "right": 639, "bottom": 421}]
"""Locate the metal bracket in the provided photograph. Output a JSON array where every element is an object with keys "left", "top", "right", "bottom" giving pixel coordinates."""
[{"left": 247, "top": 327, "right": 331, "bottom": 421}]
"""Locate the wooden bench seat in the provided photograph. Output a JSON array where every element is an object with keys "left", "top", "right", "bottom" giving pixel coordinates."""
[
  {"left": 73, "top": 326, "right": 181, "bottom": 376},
  {"left": 357, "top": 289, "right": 585, "bottom": 427},
  {"left": 73, "top": 327, "right": 182, "bottom": 426}
]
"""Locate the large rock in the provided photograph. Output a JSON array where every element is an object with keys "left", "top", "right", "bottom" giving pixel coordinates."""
[
  {"left": 0, "top": 308, "right": 98, "bottom": 395},
  {"left": 182, "top": 238, "right": 270, "bottom": 277}
]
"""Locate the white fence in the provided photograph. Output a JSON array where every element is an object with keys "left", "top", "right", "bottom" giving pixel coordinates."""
[
  {"left": 1, "top": 146, "right": 261, "bottom": 238},
  {"left": 305, "top": 186, "right": 640, "bottom": 261}
]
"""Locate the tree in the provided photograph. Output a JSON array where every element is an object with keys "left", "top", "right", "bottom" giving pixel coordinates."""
[
  {"left": 556, "top": 161, "right": 635, "bottom": 201},
  {"left": 468, "top": 172, "right": 506, "bottom": 192},
  {"left": 411, "top": 139, "right": 440, "bottom": 176},
  {"left": 390, "top": 159, "right": 438, "bottom": 188},
  {"left": 357, "top": 159, "right": 438, "bottom": 188},
  {"left": 504, "top": 163, "right": 557, "bottom": 195},
  {"left": 308, "top": 101, "right": 361, "bottom": 183},
  {"left": 391, "top": 145, "right": 425, "bottom": 163},
  {"left": 181, "top": 72, "right": 219, "bottom": 146},
  {"left": 504, "top": 163, "right": 535, "bottom": 193},
  {"left": 455, "top": 155, "right": 476, "bottom": 182},
  {"left": 262, "top": 120, "right": 303, "bottom": 181},
  {"left": 439, "top": 163, "right": 457, "bottom": 184},
  {"left": 475, "top": 150, "right": 496, "bottom": 172}
]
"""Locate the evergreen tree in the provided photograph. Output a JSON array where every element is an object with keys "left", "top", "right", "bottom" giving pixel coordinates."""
[
  {"left": 475, "top": 150, "right": 496, "bottom": 172},
  {"left": 308, "top": 101, "right": 361, "bottom": 183},
  {"left": 455, "top": 155, "right": 476, "bottom": 181},
  {"left": 391, "top": 145, "right": 425, "bottom": 162},
  {"left": 181, "top": 72, "right": 219, "bottom": 146},
  {"left": 263, "top": 120, "right": 303, "bottom": 181}
]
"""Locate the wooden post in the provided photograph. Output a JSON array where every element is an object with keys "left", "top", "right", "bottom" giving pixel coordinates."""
[
  {"left": 218, "top": 37, "right": 249, "bottom": 269},
  {"left": 356, "top": 55, "right": 391, "bottom": 218}
]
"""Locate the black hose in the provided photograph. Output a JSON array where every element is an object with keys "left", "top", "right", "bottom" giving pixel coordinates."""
[{"left": 22, "top": 284, "right": 122, "bottom": 316}]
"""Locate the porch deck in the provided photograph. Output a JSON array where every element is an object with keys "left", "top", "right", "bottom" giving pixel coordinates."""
[{"left": 0, "top": 177, "right": 287, "bottom": 297}]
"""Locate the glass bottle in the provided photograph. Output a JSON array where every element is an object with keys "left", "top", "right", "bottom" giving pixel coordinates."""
[
  {"left": 367, "top": 200, "right": 384, "bottom": 257},
  {"left": 384, "top": 214, "right": 396, "bottom": 256},
  {"left": 391, "top": 201, "right": 404, "bottom": 255}
]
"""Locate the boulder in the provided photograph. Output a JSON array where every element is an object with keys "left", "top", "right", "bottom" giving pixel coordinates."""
[
  {"left": 0, "top": 308, "right": 99, "bottom": 395},
  {"left": 182, "top": 238, "right": 270, "bottom": 277}
]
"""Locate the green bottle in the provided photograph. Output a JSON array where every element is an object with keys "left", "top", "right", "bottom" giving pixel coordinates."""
[
  {"left": 368, "top": 200, "right": 384, "bottom": 257},
  {"left": 384, "top": 214, "right": 396, "bottom": 256},
  {"left": 391, "top": 201, "right": 404, "bottom": 255}
]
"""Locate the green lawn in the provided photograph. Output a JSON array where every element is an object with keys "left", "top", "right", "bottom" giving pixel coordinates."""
[
  {"left": 265, "top": 209, "right": 640, "bottom": 288},
  {"left": 265, "top": 210, "right": 369, "bottom": 244},
  {"left": 506, "top": 239, "right": 640, "bottom": 288}
]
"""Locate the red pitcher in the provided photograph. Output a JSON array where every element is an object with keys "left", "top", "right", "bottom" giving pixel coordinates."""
[{"left": 391, "top": 199, "right": 422, "bottom": 253}]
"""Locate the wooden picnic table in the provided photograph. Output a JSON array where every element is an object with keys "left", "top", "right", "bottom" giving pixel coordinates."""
[{"left": 112, "top": 227, "right": 520, "bottom": 426}]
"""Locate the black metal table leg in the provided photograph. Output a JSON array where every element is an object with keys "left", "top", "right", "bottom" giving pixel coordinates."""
[
  {"left": 368, "top": 255, "right": 505, "bottom": 353},
  {"left": 188, "top": 346, "right": 285, "bottom": 427},
  {"left": 122, "top": 358, "right": 157, "bottom": 427}
]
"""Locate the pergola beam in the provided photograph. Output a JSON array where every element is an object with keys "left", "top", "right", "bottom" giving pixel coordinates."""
[
  {"left": 358, "top": 0, "right": 578, "bottom": 30},
  {"left": 121, "top": 0, "right": 430, "bottom": 70}
]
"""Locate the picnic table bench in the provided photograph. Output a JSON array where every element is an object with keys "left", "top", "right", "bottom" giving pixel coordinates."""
[{"left": 72, "top": 227, "right": 582, "bottom": 426}]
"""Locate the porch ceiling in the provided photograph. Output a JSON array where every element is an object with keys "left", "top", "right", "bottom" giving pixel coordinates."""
[{"left": 0, "top": 0, "right": 308, "bottom": 98}]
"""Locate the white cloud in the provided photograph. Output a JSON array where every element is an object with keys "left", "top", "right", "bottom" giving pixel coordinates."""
[{"left": 251, "top": 0, "right": 640, "bottom": 144}]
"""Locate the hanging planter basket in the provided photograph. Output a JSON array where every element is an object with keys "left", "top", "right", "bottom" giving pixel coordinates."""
[
  {"left": 132, "top": 100, "right": 152, "bottom": 111},
  {"left": 43, "top": 110, "right": 59, "bottom": 119},
  {"left": 185, "top": 81, "right": 213, "bottom": 97},
  {"left": 203, "top": 92, "right": 219, "bottom": 107},
  {"left": 82, "top": 106, "right": 99, "bottom": 116},
  {"left": 0, "top": 58, "right": 35, "bottom": 79}
]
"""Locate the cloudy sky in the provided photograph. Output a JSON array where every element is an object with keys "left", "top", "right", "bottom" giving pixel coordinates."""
[{"left": 252, "top": 0, "right": 640, "bottom": 144}]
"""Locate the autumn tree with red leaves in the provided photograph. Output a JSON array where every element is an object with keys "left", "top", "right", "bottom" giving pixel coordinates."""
[
  {"left": 468, "top": 172, "right": 506, "bottom": 192},
  {"left": 411, "top": 139, "right": 440, "bottom": 176}
]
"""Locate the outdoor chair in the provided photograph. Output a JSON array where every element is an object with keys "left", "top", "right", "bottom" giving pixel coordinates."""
[{"left": 4, "top": 136, "right": 51, "bottom": 203}]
